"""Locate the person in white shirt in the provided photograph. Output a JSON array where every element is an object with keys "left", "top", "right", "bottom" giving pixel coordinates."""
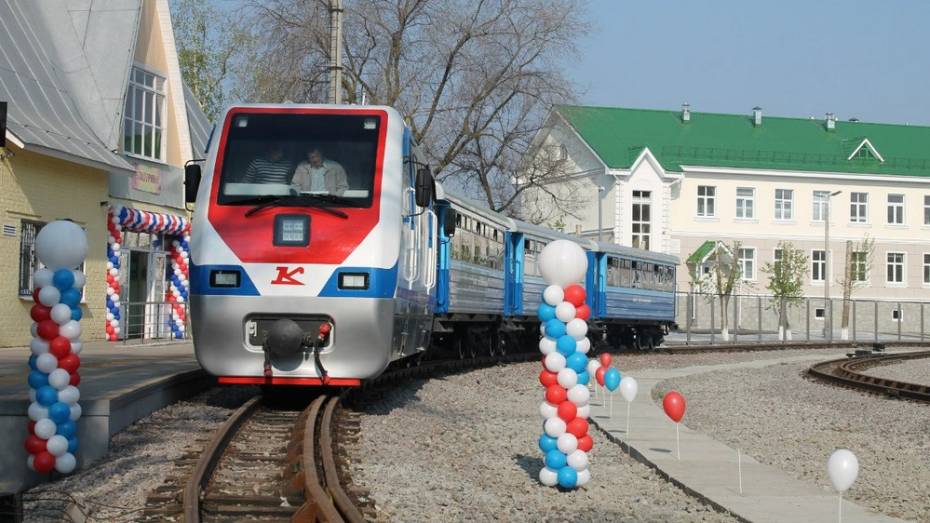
[{"left": 292, "top": 147, "right": 348, "bottom": 196}]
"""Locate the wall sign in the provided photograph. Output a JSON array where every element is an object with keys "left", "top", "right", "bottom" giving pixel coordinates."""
[{"left": 131, "top": 163, "right": 162, "bottom": 194}]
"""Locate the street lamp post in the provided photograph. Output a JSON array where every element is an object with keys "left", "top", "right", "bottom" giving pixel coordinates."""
[{"left": 825, "top": 190, "right": 842, "bottom": 341}]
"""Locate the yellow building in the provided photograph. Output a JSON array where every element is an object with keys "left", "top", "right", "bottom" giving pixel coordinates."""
[{"left": 0, "top": 0, "right": 210, "bottom": 347}]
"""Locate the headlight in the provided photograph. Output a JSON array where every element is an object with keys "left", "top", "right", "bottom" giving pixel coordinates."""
[
  {"left": 210, "top": 270, "right": 240, "bottom": 288},
  {"left": 338, "top": 273, "right": 369, "bottom": 290},
  {"left": 274, "top": 214, "right": 310, "bottom": 246}
]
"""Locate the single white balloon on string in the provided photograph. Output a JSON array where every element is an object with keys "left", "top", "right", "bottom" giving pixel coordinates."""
[
  {"left": 539, "top": 467, "right": 559, "bottom": 487},
  {"left": 576, "top": 337, "right": 591, "bottom": 354},
  {"left": 544, "top": 352, "right": 566, "bottom": 373},
  {"left": 35, "top": 221, "right": 87, "bottom": 270},
  {"left": 567, "top": 384, "right": 590, "bottom": 405},
  {"left": 543, "top": 285, "right": 564, "bottom": 306},
  {"left": 828, "top": 449, "right": 859, "bottom": 492},
  {"left": 620, "top": 376, "right": 639, "bottom": 403},
  {"left": 50, "top": 304, "right": 72, "bottom": 325},
  {"left": 36, "top": 353, "right": 58, "bottom": 373},
  {"left": 538, "top": 239, "right": 588, "bottom": 286},
  {"left": 539, "top": 401, "right": 558, "bottom": 419},
  {"left": 38, "top": 286, "right": 61, "bottom": 307},
  {"left": 557, "top": 368, "right": 578, "bottom": 389},
  {"left": 567, "top": 449, "right": 589, "bottom": 471},
  {"left": 555, "top": 302, "right": 576, "bottom": 322},
  {"left": 566, "top": 318, "right": 587, "bottom": 339},
  {"left": 35, "top": 418, "right": 57, "bottom": 439},
  {"left": 49, "top": 369, "right": 71, "bottom": 390},
  {"left": 544, "top": 417, "right": 567, "bottom": 438},
  {"left": 557, "top": 433, "right": 578, "bottom": 454},
  {"left": 54, "top": 453, "right": 77, "bottom": 474},
  {"left": 539, "top": 337, "right": 557, "bottom": 355}
]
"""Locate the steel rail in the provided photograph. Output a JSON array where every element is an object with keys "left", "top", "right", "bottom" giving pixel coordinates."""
[{"left": 808, "top": 350, "right": 930, "bottom": 402}]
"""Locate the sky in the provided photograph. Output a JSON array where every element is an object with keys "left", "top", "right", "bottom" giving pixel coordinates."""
[{"left": 567, "top": 0, "right": 930, "bottom": 125}]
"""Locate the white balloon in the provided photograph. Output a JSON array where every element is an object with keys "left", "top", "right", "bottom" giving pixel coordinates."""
[
  {"left": 106, "top": 312, "right": 115, "bottom": 321},
  {"left": 46, "top": 435, "right": 69, "bottom": 456},
  {"left": 576, "top": 404, "right": 590, "bottom": 419},
  {"left": 576, "top": 467, "right": 591, "bottom": 486},
  {"left": 827, "top": 449, "right": 859, "bottom": 493},
  {"left": 568, "top": 449, "right": 589, "bottom": 471},
  {"left": 538, "top": 336, "right": 557, "bottom": 355},
  {"left": 70, "top": 341, "right": 82, "bottom": 355},
  {"left": 587, "top": 359, "right": 601, "bottom": 376},
  {"left": 112, "top": 242, "right": 120, "bottom": 251},
  {"left": 576, "top": 337, "right": 591, "bottom": 354},
  {"left": 28, "top": 402, "right": 49, "bottom": 422},
  {"left": 33, "top": 268, "right": 54, "bottom": 289},
  {"left": 50, "top": 304, "right": 72, "bottom": 325},
  {"left": 106, "top": 261, "right": 114, "bottom": 270},
  {"left": 60, "top": 321, "right": 81, "bottom": 340},
  {"left": 544, "top": 417, "right": 567, "bottom": 438},
  {"left": 620, "top": 376, "right": 639, "bottom": 403},
  {"left": 30, "top": 338, "right": 50, "bottom": 355},
  {"left": 539, "top": 466, "right": 559, "bottom": 487},
  {"left": 112, "top": 293, "right": 120, "bottom": 302},
  {"left": 54, "top": 452, "right": 77, "bottom": 474},
  {"left": 49, "top": 369, "right": 71, "bottom": 390},
  {"left": 568, "top": 384, "right": 590, "bottom": 406},
  {"left": 59, "top": 386, "right": 80, "bottom": 404},
  {"left": 557, "top": 433, "right": 578, "bottom": 454},
  {"left": 69, "top": 403, "right": 82, "bottom": 421},
  {"left": 544, "top": 352, "right": 566, "bottom": 373},
  {"left": 543, "top": 285, "right": 564, "bottom": 306},
  {"left": 38, "top": 286, "right": 61, "bottom": 307},
  {"left": 35, "top": 221, "right": 87, "bottom": 270},
  {"left": 566, "top": 318, "right": 588, "bottom": 340},
  {"left": 36, "top": 353, "right": 58, "bottom": 373},
  {"left": 555, "top": 301, "right": 576, "bottom": 322},
  {"left": 539, "top": 401, "right": 558, "bottom": 419},
  {"left": 106, "top": 287, "right": 114, "bottom": 296},
  {"left": 71, "top": 271, "right": 86, "bottom": 289},
  {"left": 539, "top": 239, "right": 588, "bottom": 286},
  {"left": 35, "top": 418, "right": 57, "bottom": 439},
  {"left": 557, "top": 368, "right": 578, "bottom": 389},
  {"left": 109, "top": 268, "right": 118, "bottom": 277}
]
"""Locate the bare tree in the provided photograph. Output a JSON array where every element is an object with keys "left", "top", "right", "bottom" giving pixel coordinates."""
[
  {"left": 710, "top": 241, "right": 743, "bottom": 341},
  {"left": 239, "top": 0, "right": 586, "bottom": 214},
  {"left": 838, "top": 236, "right": 875, "bottom": 340},
  {"left": 762, "top": 242, "right": 808, "bottom": 341}
]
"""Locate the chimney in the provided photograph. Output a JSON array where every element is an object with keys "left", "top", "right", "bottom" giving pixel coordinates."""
[
  {"left": 826, "top": 112, "right": 836, "bottom": 131},
  {"left": 848, "top": 117, "right": 859, "bottom": 123},
  {"left": 752, "top": 106, "right": 762, "bottom": 127},
  {"left": 681, "top": 103, "right": 691, "bottom": 122}
]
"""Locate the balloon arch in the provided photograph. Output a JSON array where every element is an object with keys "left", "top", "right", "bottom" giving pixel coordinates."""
[{"left": 105, "top": 206, "right": 191, "bottom": 341}]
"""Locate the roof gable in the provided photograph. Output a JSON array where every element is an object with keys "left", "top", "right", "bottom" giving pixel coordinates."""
[{"left": 847, "top": 138, "right": 884, "bottom": 163}]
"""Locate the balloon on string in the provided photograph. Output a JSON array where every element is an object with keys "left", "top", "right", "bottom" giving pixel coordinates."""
[
  {"left": 595, "top": 367, "right": 606, "bottom": 386},
  {"left": 543, "top": 285, "right": 564, "bottom": 306},
  {"left": 538, "top": 240, "right": 588, "bottom": 287},
  {"left": 827, "top": 449, "right": 859, "bottom": 492},
  {"left": 620, "top": 376, "right": 638, "bottom": 403},
  {"left": 662, "top": 391, "right": 686, "bottom": 422},
  {"left": 35, "top": 220, "right": 87, "bottom": 270},
  {"left": 604, "top": 368, "right": 621, "bottom": 392},
  {"left": 598, "top": 353, "right": 612, "bottom": 367}
]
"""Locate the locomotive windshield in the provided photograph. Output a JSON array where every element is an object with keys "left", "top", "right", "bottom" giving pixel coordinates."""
[{"left": 216, "top": 112, "right": 381, "bottom": 207}]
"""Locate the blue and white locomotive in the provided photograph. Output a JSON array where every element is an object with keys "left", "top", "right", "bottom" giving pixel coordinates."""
[{"left": 185, "top": 104, "right": 678, "bottom": 387}]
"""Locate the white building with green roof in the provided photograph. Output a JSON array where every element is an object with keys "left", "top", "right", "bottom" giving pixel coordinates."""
[{"left": 522, "top": 104, "right": 930, "bottom": 303}]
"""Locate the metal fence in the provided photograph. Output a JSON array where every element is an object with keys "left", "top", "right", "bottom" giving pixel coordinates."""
[
  {"left": 673, "top": 292, "right": 930, "bottom": 345},
  {"left": 118, "top": 300, "right": 190, "bottom": 343}
]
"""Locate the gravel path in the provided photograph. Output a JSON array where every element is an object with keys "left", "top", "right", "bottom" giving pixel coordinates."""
[
  {"left": 657, "top": 359, "right": 930, "bottom": 522},
  {"left": 23, "top": 386, "right": 256, "bottom": 523},
  {"left": 348, "top": 361, "right": 737, "bottom": 523},
  {"left": 862, "top": 355, "right": 930, "bottom": 386}
]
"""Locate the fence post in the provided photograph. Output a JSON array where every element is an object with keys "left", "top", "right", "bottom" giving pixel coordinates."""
[
  {"left": 757, "top": 296, "right": 763, "bottom": 342},
  {"left": 828, "top": 299, "right": 833, "bottom": 343},
  {"left": 710, "top": 295, "right": 716, "bottom": 345},
  {"left": 733, "top": 295, "right": 738, "bottom": 344},
  {"left": 805, "top": 299, "right": 810, "bottom": 341},
  {"left": 874, "top": 301, "right": 879, "bottom": 343},
  {"left": 852, "top": 299, "right": 857, "bottom": 342},
  {"left": 686, "top": 292, "right": 692, "bottom": 346},
  {"left": 898, "top": 301, "right": 902, "bottom": 341},
  {"left": 922, "top": 302, "right": 925, "bottom": 342}
]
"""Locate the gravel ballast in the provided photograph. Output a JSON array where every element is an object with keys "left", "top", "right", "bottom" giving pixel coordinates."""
[
  {"left": 657, "top": 358, "right": 930, "bottom": 522},
  {"left": 862, "top": 356, "right": 930, "bottom": 386}
]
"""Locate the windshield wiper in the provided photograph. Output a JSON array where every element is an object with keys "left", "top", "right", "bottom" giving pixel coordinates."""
[{"left": 244, "top": 194, "right": 348, "bottom": 218}]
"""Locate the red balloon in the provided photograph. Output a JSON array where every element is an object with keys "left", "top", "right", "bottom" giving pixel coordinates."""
[
  {"left": 595, "top": 367, "right": 606, "bottom": 386},
  {"left": 25, "top": 435, "right": 46, "bottom": 454},
  {"left": 663, "top": 391, "right": 686, "bottom": 423},
  {"left": 563, "top": 284, "right": 586, "bottom": 307},
  {"left": 27, "top": 421, "right": 36, "bottom": 435},
  {"left": 33, "top": 452, "right": 55, "bottom": 473},
  {"left": 545, "top": 384, "right": 567, "bottom": 404},
  {"left": 59, "top": 354, "right": 80, "bottom": 374},
  {"left": 32, "top": 288, "right": 41, "bottom": 304},
  {"left": 577, "top": 434, "right": 593, "bottom": 452},
  {"left": 37, "top": 320, "right": 59, "bottom": 341},
  {"left": 50, "top": 337, "right": 71, "bottom": 359},
  {"left": 599, "top": 353, "right": 612, "bottom": 367},
  {"left": 30, "top": 305, "right": 51, "bottom": 323},
  {"left": 539, "top": 370, "right": 558, "bottom": 388},
  {"left": 69, "top": 372, "right": 80, "bottom": 386},
  {"left": 557, "top": 401, "right": 577, "bottom": 422},
  {"left": 106, "top": 324, "right": 114, "bottom": 334},
  {"left": 566, "top": 417, "right": 589, "bottom": 438},
  {"left": 575, "top": 304, "right": 591, "bottom": 321}
]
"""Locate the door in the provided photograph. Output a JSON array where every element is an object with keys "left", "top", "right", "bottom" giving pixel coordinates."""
[
  {"left": 127, "top": 251, "right": 149, "bottom": 339},
  {"left": 146, "top": 252, "right": 166, "bottom": 338}
]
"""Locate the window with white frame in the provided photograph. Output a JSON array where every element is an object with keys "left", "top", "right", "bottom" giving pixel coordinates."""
[
  {"left": 887, "top": 194, "right": 904, "bottom": 224},
  {"left": 812, "top": 191, "right": 829, "bottom": 222},
  {"left": 811, "top": 249, "right": 826, "bottom": 282},
  {"left": 18, "top": 220, "right": 45, "bottom": 296},
  {"left": 736, "top": 187, "right": 754, "bottom": 218},
  {"left": 738, "top": 248, "right": 755, "bottom": 280},
  {"left": 850, "top": 192, "right": 868, "bottom": 223},
  {"left": 923, "top": 253, "right": 930, "bottom": 284},
  {"left": 697, "top": 186, "right": 716, "bottom": 217},
  {"left": 851, "top": 251, "right": 868, "bottom": 282},
  {"left": 124, "top": 66, "right": 167, "bottom": 161},
  {"left": 923, "top": 195, "right": 930, "bottom": 225},
  {"left": 886, "top": 252, "right": 905, "bottom": 284},
  {"left": 774, "top": 189, "right": 793, "bottom": 220},
  {"left": 631, "top": 190, "right": 651, "bottom": 250}
]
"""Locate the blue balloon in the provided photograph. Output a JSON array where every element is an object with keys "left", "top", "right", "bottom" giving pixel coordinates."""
[
  {"left": 28, "top": 354, "right": 37, "bottom": 371},
  {"left": 605, "top": 367, "right": 621, "bottom": 391},
  {"left": 576, "top": 370, "right": 590, "bottom": 386},
  {"left": 539, "top": 434, "right": 558, "bottom": 453},
  {"left": 537, "top": 303, "right": 556, "bottom": 322},
  {"left": 567, "top": 352, "right": 588, "bottom": 373},
  {"left": 545, "top": 449, "right": 567, "bottom": 470},
  {"left": 36, "top": 386, "right": 58, "bottom": 406},
  {"left": 49, "top": 402, "right": 71, "bottom": 424},
  {"left": 71, "top": 307, "right": 83, "bottom": 321},
  {"left": 545, "top": 319, "right": 566, "bottom": 339},
  {"left": 56, "top": 420, "right": 77, "bottom": 438},
  {"left": 556, "top": 335, "right": 576, "bottom": 357},
  {"left": 557, "top": 466, "right": 578, "bottom": 488},
  {"left": 67, "top": 436, "right": 79, "bottom": 453},
  {"left": 60, "top": 288, "right": 81, "bottom": 308},
  {"left": 28, "top": 371, "right": 49, "bottom": 389},
  {"left": 53, "top": 269, "right": 75, "bottom": 291}
]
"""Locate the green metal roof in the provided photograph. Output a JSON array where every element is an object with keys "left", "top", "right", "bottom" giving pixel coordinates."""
[
  {"left": 686, "top": 241, "right": 717, "bottom": 265},
  {"left": 556, "top": 105, "right": 930, "bottom": 178}
]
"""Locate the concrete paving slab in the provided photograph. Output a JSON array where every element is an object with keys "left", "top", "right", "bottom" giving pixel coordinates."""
[
  {"left": 588, "top": 352, "right": 907, "bottom": 523},
  {"left": 0, "top": 341, "right": 207, "bottom": 494}
]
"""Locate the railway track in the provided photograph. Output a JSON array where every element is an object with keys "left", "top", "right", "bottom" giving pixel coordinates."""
[{"left": 808, "top": 349, "right": 930, "bottom": 402}]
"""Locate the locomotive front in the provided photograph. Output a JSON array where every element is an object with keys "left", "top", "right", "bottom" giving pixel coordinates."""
[{"left": 188, "top": 105, "right": 404, "bottom": 385}]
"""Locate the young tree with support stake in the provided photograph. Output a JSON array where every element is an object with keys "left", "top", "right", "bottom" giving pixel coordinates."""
[
  {"left": 710, "top": 241, "right": 743, "bottom": 341},
  {"left": 762, "top": 242, "right": 808, "bottom": 341},
  {"left": 838, "top": 236, "right": 874, "bottom": 340}
]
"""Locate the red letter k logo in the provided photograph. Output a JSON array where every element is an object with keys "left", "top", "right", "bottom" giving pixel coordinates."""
[{"left": 271, "top": 266, "right": 305, "bottom": 285}]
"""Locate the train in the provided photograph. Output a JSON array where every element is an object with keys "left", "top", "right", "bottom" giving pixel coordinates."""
[{"left": 184, "top": 104, "right": 678, "bottom": 386}]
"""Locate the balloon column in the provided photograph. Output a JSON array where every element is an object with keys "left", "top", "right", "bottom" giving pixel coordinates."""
[
  {"left": 535, "top": 240, "right": 593, "bottom": 490},
  {"left": 26, "top": 221, "right": 87, "bottom": 475}
]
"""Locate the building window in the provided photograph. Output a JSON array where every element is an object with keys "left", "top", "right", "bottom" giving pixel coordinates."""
[
  {"left": 812, "top": 191, "right": 829, "bottom": 222},
  {"left": 811, "top": 249, "right": 826, "bottom": 282},
  {"left": 851, "top": 251, "right": 868, "bottom": 282},
  {"left": 850, "top": 192, "right": 868, "bottom": 223},
  {"left": 886, "top": 252, "right": 905, "bottom": 284},
  {"left": 18, "top": 220, "right": 45, "bottom": 296},
  {"left": 738, "top": 248, "right": 755, "bottom": 280},
  {"left": 697, "top": 186, "right": 715, "bottom": 217},
  {"left": 924, "top": 195, "right": 930, "bottom": 225},
  {"left": 923, "top": 253, "right": 930, "bottom": 284},
  {"left": 887, "top": 194, "right": 904, "bottom": 224},
  {"left": 124, "top": 66, "right": 166, "bottom": 161},
  {"left": 814, "top": 307, "right": 825, "bottom": 319},
  {"left": 736, "top": 187, "right": 754, "bottom": 218},
  {"left": 631, "top": 190, "right": 651, "bottom": 250},
  {"left": 774, "top": 189, "right": 793, "bottom": 220}
]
